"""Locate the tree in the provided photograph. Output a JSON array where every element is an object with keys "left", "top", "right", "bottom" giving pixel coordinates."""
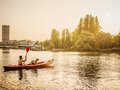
[
  {"left": 61, "top": 29, "right": 66, "bottom": 49},
  {"left": 51, "top": 29, "right": 60, "bottom": 49},
  {"left": 96, "top": 31, "right": 112, "bottom": 49},
  {"left": 94, "top": 16, "right": 101, "bottom": 34},
  {"left": 48, "top": 42, "right": 54, "bottom": 50},
  {"left": 65, "top": 29, "right": 71, "bottom": 50},
  {"left": 61, "top": 29, "right": 71, "bottom": 50},
  {"left": 75, "top": 31, "right": 95, "bottom": 51},
  {"left": 76, "top": 18, "right": 83, "bottom": 36},
  {"left": 113, "top": 33, "right": 120, "bottom": 48},
  {"left": 41, "top": 14, "right": 119, "bottom": 52},
  {"left": 42, "top": 40, "right": 50, "bottom": 48},
  {"left": 71, "top": 31, "right": 77, "bottom": 49},
  {"left": 83, "top": 14, "right": 89, "bottom": 31},
  {"left": 35, "top": 41, "right": 39, "bottom": 45},
  {"left": 89, "top": 16, "right": 95, "bottom": 33}
]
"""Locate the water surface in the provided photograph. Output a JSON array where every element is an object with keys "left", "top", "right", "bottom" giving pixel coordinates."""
[{"left": 0, "top": 49, "right": 120, "bottom": 90}]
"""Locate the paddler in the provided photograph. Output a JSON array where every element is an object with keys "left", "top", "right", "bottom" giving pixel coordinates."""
[{"left": 18, "top": 56, "right": 27, "bottom": 65}]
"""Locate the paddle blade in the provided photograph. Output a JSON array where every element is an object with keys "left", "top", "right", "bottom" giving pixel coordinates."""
[{"left": 26, "top": 47, "right": 30, "bottom": 53}]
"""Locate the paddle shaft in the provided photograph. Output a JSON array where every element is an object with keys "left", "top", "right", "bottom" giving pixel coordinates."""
[
  {"left": 26, "top": 52, "right": 28, "bottom": 56},
  {"left": 24, "top": 47, "right": 29, "bottom": 64}
]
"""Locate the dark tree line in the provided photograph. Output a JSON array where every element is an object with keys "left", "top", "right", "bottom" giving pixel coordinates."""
[{"left": 40, "top": 14, "right": 120, "bottom": 51}]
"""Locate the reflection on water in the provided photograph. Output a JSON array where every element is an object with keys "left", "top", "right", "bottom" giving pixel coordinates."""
[
  {"left": 2, "top": 49, "right": 10, "bottom": 53},
  {"left": 0, "top": 49, "right": 120, "bottom": 90},
  {"left": 76, "top": 56, "right": 100, "bottom": 90},
  {"left": 19, "top": 69, "right": 23, "bottom": 80}
]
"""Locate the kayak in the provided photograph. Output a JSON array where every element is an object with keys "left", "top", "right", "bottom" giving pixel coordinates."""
[{"left": 3, "top": 59, "right": 54, "bottom": 71}]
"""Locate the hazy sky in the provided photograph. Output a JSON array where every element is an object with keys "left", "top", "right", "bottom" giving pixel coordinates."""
[{"left": 0, "top": 0, "right": 120, "bottom": 41}]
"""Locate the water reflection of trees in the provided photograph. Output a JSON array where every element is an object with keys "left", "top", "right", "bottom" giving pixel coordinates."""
[
  {"left": 84, "top": 58, "right": 100, "bottom": 78},
  {"left": 77, "top": 56, "right": 100, "bottom": 90}
]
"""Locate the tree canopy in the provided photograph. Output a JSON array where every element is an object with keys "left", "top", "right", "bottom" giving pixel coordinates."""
[{"left": 40, "top": 14, "right": 120, "bottom": 52}]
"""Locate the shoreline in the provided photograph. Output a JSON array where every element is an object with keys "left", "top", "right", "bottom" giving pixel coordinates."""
[{"left": 0, "top": 46, "right": 120, "bottom": 53}]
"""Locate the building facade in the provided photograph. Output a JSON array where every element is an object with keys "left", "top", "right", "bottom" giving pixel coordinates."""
[{"left": 2, "top": 25, "right": 10, "bottom": 45}]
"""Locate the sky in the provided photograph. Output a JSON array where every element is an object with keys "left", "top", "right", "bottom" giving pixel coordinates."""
[{"left": 0, "top": 0, "right": 120, "bottom": 41}]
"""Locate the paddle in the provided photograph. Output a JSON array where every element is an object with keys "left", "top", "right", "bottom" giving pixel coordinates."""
[
  {"left": 26, "top": 47, "right": 30, "bottom": 56},
  {"left": 23, "top": 47, "right": 30, "bottom": 65}
]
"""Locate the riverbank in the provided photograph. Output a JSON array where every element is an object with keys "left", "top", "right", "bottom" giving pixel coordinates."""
[
  {"left": 0, "top": 45, "right": 120, "bottom": 53},
  {"left": 46, "top": 48, "right": 120, "bottom": 53},
  {"left": 0, "top": 45, "right": 43, "bottom": 51}
]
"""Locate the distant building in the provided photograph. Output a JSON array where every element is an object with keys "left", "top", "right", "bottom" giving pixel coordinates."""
[
  {"left": 2, "top": 25, "right": 10, "bottom": 45},
  {"left": 0, "top": 42, "right": 2, "bottom": 45}
]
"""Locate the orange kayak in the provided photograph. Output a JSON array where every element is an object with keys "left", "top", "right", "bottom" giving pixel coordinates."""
[{"left": 3, "top": 59, "right": 54, "bottom": 71}]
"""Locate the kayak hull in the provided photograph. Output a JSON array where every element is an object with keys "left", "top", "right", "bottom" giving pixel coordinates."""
[{"left": 3, "top": 59, "right": 54, "bottom": 71}]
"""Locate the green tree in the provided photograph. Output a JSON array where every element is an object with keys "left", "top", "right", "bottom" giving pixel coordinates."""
[
  {"left": 61, "top": 29, "right": 66, "bottom": 49},
  {"left": 76, "top": 18, "right": 83, "bottom": 37},
  {"left": 27, "top": 40, "right": 31, "bottom": 43},
  {"left": 35, "top": 41, "right": 39, "bottom": 45},
  {"left": 96, "top": 31, "right": 112, "bottom": 49},
  {"left": 42, "top": 40, "right": 50, "bottom": 49},
  {"left": 48, "top": 42, "right": 54, "bottom": 50},
  {"left": 75, "top": 31, "right": 95, "bottom": 51},
  {"left": 83, "top": 14, "right": 89, "bottom": 31},
  {"left": 65, "top": 29, "right": 71, "bottom": 50},
  {"left": 94, "top": 16, "right": 101, "bottom": 34},
  {"left": 41, "top": 14, "right": 120, "bottom": 52},
  {"left": 113, "top": 33, "right": 120, "bottom": 48},
  {"left": 51, "top": 29, "right": 60, "bottom": 49},
  {"left": 89, "top": 16, "right": 95, "bottom": 33},
  {"left": 71, "top": 31, "right": 77, "bottom": 49}
]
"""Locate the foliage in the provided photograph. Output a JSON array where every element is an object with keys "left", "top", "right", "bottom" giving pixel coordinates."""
[
  {"left": 112, "top": 33, "right": 120, "bottom": 48},
  {"left": 96, "top": 31, "right": 112, "bottom": 49},
  {"left": 74, "top": 31, "right": 95, "bottom": 51},
  {"left": 51, "top": 29, "right": 60, "bottom": 49},
  {"left": 35, "top": 41, "right": 39, "bottom": 45},
  {"left": 40, "top": 14, "right": 120, "bottom": 52}
]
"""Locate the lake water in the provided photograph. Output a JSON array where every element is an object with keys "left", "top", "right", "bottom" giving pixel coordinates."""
[{"left": 0, "top": 49, "right": 120, "bottom": 90}]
